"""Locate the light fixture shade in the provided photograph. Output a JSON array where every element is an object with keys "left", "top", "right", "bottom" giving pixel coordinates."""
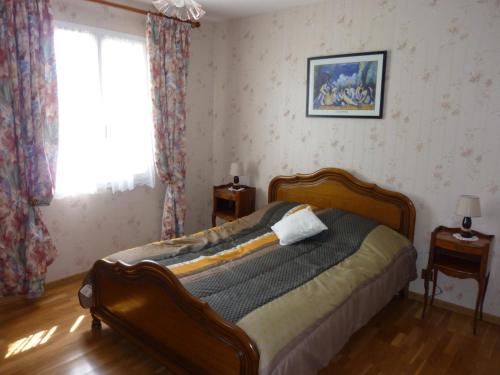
[
  {"left": 153, "top": 0, "right": 206, "bottom": 21},
  {"left": 456, "top": 195, "right": 481, "bottom": 218},
  {"left": 229, "top": 162, "right": 242, "bottom": 177}
]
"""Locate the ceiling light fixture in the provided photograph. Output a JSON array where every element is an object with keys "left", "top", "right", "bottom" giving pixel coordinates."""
[{"left": 153, "top": 0, "right": 206, "bottom": 22}]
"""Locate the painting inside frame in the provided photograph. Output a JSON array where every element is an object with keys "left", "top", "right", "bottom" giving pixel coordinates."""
[{"left": 306, "top": 51, "right": 387, "bottom": 118}]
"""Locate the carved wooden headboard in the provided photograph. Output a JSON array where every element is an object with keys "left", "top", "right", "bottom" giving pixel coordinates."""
[{"left": 268, "top": 168, "right": 416, "bottom": 242}]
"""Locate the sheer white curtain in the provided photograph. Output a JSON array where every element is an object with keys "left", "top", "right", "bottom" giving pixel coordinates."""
[{"left": 54, "top": 23, "right": 155, "bottom": 197}]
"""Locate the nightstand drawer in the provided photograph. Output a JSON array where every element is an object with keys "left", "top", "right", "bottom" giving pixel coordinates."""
[
  {"left": 215, "top": 189, "right": 236, "bottom": 200},
  {"left": 434, "top": 238, "right": 485, "bottom": 256},
  {"left": 434, "top": 238, "right": 459, "bottom": 251}
]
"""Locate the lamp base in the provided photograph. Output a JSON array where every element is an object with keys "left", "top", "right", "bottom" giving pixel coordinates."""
[
  {"left": 460, "top": 216, "right": 472, "bottom": 238},
  {"left": 232, "top": 176, "right": 240, "bottom": 190}
]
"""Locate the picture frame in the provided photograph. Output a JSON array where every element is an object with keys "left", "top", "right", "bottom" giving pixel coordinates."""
[{"left": 306, "top": 51, "right": 387, "bottom": 119}]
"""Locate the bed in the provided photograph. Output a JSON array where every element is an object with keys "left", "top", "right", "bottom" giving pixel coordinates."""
[{"left": 81, "top": 168, "right": 417, "bottom": 375}]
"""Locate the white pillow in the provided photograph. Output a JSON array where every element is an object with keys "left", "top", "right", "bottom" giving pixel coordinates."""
[{"left": 271, "top": 207, "right": 328, "bottom": 246}]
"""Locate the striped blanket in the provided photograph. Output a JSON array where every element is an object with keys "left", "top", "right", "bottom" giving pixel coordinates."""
[{"left": 162, "top": 202, "right": 378, "bottom": 323}]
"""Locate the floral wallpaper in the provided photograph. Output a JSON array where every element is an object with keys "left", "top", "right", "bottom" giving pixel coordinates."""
[
  {"left": 43, "top": 0, "right": 214, "bottom": 282},
  {"left": 210, "top": 0, "right": 500, "bottom": 316}
]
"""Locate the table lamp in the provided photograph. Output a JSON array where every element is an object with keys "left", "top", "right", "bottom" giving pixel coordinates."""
[
  {"left": 229, "top": 162, "right": 242, "bottom": 190},
  {"left": 456, "top": 195, "right": 481, "bottom": 238}
]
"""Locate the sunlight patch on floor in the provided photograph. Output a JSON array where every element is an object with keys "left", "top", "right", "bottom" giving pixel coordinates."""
[
  {"left": 69, "top": 315, "right": 85, "bottom": 333},
  {"left": 4, "top": 326, "right": 58, "bottom": 359}
]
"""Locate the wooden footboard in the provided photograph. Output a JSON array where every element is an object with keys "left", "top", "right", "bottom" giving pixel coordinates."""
[{"left": 90, "top": 259, "right": 260, "bottom": 375}]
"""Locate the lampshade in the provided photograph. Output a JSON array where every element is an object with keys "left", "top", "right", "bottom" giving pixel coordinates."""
[
  {"left": 456, "top": 195, "right": 481, "bottom": 218},
  {"left": 229, "top": 162, "right": 242, "bottom": 177}
]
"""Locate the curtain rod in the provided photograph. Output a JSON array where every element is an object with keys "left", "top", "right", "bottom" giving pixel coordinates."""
[{"left": 84, "top": 0, "right": 201, "bottom": 28}]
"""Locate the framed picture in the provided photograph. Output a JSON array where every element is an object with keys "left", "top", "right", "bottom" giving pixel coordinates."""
[{"left": 306, "top": 51, "right": 387, "bottom": 118}]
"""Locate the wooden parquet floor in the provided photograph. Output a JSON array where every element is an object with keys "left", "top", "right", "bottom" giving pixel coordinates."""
[{"left": 1, "top": 275, "right": 499, "bottom": 375}]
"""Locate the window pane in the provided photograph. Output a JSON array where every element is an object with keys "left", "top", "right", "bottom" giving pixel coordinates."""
[
  {"left": 99, "top": 36, "right": 155, "bottom": 191},
  {"left": 54, "top": 27, "right": 103, "bottom": 197}
]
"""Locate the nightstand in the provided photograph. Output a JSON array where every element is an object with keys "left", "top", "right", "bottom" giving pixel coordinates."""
[
  {"left": 212, "top": 184, "right": 256, "bottom": 226},
  {"left": 422, "top": 226, "right": 494, "bottom": 333}
]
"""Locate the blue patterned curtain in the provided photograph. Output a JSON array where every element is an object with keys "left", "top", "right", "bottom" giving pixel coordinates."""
[{"left": 0, "top": 0, "right": 59, "bottom": 297}]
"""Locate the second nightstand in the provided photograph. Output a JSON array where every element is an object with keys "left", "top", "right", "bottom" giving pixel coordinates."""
[
  {"left": 212, "top": 184, "right": 256, "bottom": 226},
  {"left": 422, "top": 226, "right": 494, "bottom": 334}
]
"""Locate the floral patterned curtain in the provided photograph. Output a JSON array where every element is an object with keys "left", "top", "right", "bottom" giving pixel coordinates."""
[
  {"left": 146, "top": 15, "right": 191, "bottom": 240},
  {"left": 0, "top": 0, "right": 58, "bottom": 297}
]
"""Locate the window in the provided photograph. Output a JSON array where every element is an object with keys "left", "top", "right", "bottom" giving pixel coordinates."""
[{"left": 54, "top": 22, "right": 155, "bottom": 197}]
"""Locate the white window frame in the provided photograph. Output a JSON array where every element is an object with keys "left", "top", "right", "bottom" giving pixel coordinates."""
[{"left": 54, "top": 21, "right": 156, "bottom": 197}]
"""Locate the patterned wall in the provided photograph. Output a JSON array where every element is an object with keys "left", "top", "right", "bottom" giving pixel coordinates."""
[
  {"left": 43, "top": 0, "right": 214, "bottom": 282},
  {"left": 211, "top": 0, "right": 500, "bottom": 316}
]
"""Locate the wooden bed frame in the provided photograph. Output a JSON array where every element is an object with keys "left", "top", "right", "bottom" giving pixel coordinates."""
[{"left": 89, "top": 168, "right": 416, "bottom": 375}]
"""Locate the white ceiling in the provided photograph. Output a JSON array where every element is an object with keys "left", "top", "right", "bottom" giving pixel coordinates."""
[{"left": 134, "top": 0, "right": 324, "bottom": 22}]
